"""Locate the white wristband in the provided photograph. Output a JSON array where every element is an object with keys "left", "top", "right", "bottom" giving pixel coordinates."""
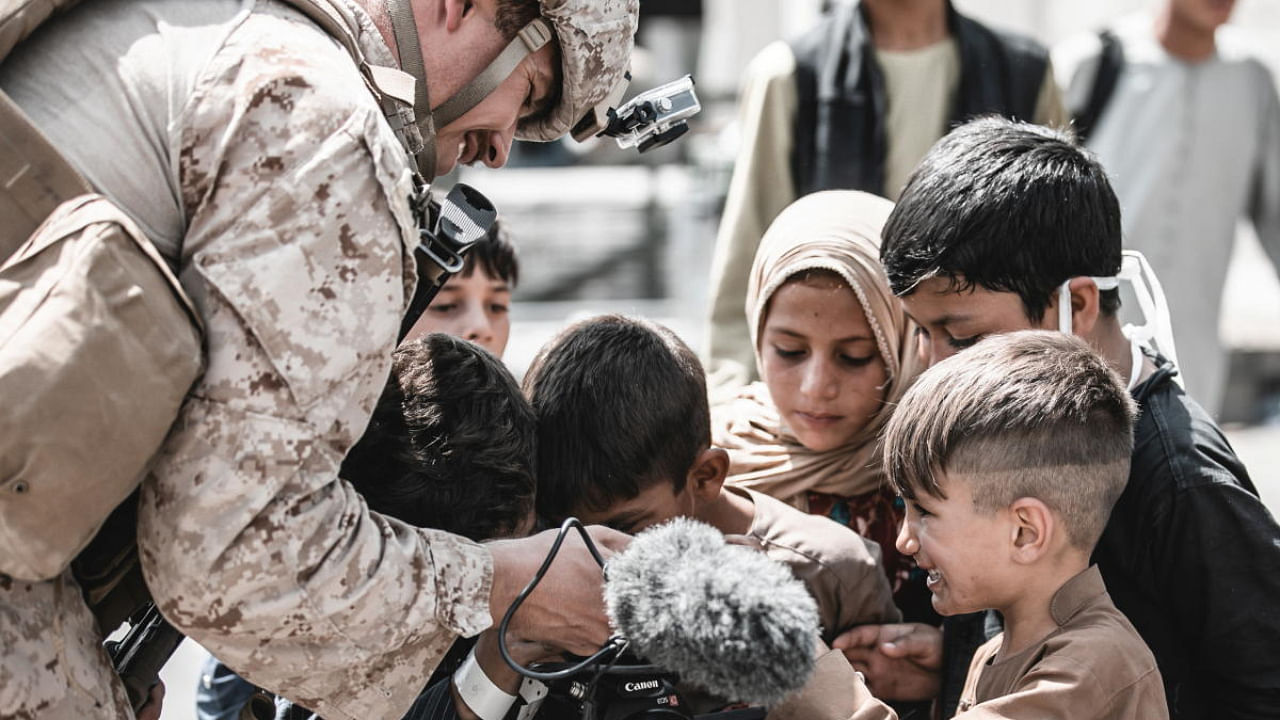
[{"left": 453, "top": 646, "right": 518, "bottom": 720}]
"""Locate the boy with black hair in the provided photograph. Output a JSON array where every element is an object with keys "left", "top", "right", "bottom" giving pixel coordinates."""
[
  {"left": 842, "top": 117, "right": 1280, "bottom": 720},
  {"left": 885, "top": 330, "right": 1166, "bottom": 718},
  {"left": 341, "top": 332, "right": 536, "bottom": 541},
  {"left": 524, "top": 314, "right": 900, "bottom": 718}
]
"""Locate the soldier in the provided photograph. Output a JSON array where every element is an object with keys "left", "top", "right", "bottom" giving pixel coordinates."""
[{"left": 0, "top": 0, "right": 639, "bottom": 718}]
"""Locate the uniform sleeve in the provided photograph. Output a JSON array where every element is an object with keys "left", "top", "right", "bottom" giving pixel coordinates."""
[
  {"left": 134, "top": 22, "right": 493, "bottom": 720},
  {"left": 705, "top": 41, "right": 799, "bottom": 389},
  {"left": 1249, "top": 62, "right": 1280, "bottom": 274}
]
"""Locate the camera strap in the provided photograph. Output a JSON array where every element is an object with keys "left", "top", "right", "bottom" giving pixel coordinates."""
[{"left": 398, "top": 183, "right": 497, "bottom": 341}]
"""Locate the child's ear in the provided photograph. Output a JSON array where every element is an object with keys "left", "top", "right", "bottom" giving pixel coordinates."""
[
  {"left": 688, "top": 448, "right": 730, "bottom": 503},
  {"left": 1008, "top": 497, "right": 1054, "bottom": 563},
  {"left": 1064, "top": 276, "right": 1102, "bottom": 337}
]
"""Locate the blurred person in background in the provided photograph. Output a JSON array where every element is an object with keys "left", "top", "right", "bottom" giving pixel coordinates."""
[
  {"left": 1055, "top": 0, "right": 1280, "bottom": 417},
  {"left": 704, "top": 0, "right": 1067, "bottom": 390}
]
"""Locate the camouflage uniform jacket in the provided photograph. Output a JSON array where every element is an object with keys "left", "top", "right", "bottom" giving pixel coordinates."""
[{"left": 0, "top": 1, "right": 493, "bottom": 718}]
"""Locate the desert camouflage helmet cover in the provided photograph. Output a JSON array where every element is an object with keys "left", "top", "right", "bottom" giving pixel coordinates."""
[{"left": 517, "top": 0, "right": 639, "bottom": 142}]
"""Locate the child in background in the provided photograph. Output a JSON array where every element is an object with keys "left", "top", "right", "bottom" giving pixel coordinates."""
[
  {"left": 885, "top": 331, "right": 1166, "bottom": 719},
  {"left": 402, "top": 215, "right": 519, "bottom": 357}
]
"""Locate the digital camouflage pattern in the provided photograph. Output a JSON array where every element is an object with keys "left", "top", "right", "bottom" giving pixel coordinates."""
[
  {"left": 0, "top": 570, "right": 133, "bottom": 718},
  {"left": 1, "top": 2, "right": 496, "bottom": 718},
  {"left": 516, "top": 0, "right": 639, "bottom": 142}
]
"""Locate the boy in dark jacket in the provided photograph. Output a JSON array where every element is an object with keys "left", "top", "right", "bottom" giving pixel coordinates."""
[{"left": 842, "top": 116, "right": 1280, "bottom": 720}]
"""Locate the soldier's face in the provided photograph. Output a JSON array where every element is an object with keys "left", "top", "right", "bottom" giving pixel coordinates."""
[{"left": 434, "top": 43, "right": 558, "bottom": 176}]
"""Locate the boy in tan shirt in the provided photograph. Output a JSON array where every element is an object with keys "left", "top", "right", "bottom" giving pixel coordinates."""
[{"left": 883, "top": 330, "right": 1168, "bottom": 719}]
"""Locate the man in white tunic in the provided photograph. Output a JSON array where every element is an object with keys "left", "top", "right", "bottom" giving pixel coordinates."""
[{"left": 1055, "top": 0, "right": 1280, "bottom": 416}]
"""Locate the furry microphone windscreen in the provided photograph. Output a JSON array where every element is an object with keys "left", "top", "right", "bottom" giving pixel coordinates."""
[{"left": 603, "top": 517, "right": 819, "bottom": 707}]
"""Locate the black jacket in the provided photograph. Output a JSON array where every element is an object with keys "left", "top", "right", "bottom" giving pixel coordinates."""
[
  {"left": 1098, "top": 355, "right": 1280, "bottom": 719},
  {"left": 789, "top": 0, "right": 1048, "bottom": 197},
  {"left": 941, "top": 355, "right": 1280, "bottom": 720}
]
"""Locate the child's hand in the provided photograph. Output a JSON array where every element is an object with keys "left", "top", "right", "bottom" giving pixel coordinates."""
[{"left": 833, "top": 622, "right": 942, "bottom": 702}]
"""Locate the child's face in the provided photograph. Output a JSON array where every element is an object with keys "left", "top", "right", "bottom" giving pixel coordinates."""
[
  {"left": 403, "top": 269, "right": 512, "bottom": 357},
  {"left": 572, "top": 481, "right": 696, "bottom": 535},
  {"left": 759, "top": 278, "right": 889, "bottom": 452},
  {"left": 895, "top": 473, "right": 1015, "bottom": 616},
  {"left": 900, "top": 277, "right": 1055, "bottom": 368}
]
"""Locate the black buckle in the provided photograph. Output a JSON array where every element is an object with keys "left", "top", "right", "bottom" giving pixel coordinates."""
[{"left": 398, "top": 183, "right": 497, "bottom": 341}]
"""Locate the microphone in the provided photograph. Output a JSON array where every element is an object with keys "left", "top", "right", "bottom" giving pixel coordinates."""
[{"left": 603, "top": 518, "right": 819, "bottom": 708}]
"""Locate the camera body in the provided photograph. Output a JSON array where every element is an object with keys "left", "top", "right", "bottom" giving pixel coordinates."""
[
  {"left": 529, "top": 665, "right": 691, "bottom": 720},
  {"left": 596, "top": 75, "right": 701, "bottom": 153}
]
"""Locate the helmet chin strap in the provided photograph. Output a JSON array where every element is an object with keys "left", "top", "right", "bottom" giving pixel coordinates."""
[{"left": 432, "top": 19, "right": 553, "bottom": 128}]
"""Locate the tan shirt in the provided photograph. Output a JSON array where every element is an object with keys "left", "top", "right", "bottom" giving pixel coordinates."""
[
  {"left": 740, "top": 487, "right": 901, "bottom": 643},
  {"left": 705, "top": 40, "right": 1067, "bottom": 386},
  {"left": 876, "top": 40, "right": 962, "bottom": 200},
  {"left": 0, "top": 2, "right": 492, "bottom": 718},
  {"left": 956, "top": 566, "right": 1168, "bottom": 719}
]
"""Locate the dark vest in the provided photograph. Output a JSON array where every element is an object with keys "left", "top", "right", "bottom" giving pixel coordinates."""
[{"left": 790, "top": 1, "right": 1049, "bottom": 197}]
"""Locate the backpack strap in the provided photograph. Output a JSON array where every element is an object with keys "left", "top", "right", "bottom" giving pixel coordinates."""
[
  {"left": 282, "top": 0, "right": 436, "bottom": 180},
  {"left": 1074, "top": 29, "right": 1124, "bottom": 143}
]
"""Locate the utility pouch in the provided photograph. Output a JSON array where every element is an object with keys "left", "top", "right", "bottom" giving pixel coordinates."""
[{"left": 0, "top": 194, "right": 203, "bottom": 581}]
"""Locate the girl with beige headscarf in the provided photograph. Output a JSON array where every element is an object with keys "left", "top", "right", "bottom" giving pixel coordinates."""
[{"left": 711, "top": 190, "right": 930, "bottom": 616}]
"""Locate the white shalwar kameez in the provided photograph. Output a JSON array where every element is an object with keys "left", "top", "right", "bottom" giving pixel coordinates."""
[{"left": 1056, "top": 17, "right": 1280, "bottom": 415}]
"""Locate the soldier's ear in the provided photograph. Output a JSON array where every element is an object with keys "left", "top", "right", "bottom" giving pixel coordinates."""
[{"left": 443, "top": 0, "right": 475, "bottom": 32}]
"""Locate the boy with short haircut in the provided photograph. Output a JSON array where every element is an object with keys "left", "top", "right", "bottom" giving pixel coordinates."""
[
  {"left": 524, "top": 314, "right": 899, "bottom": 718},
  {"left": 847, "top": 117, "right": 1280, "bottom": 719},
  {"left": 884, "top": 330, "right": 1166, "bottom": 718}
]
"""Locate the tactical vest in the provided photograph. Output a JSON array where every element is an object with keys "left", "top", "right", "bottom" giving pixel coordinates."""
[{"left": 789, "top": 0, "right": 1050, "bottom": 197}]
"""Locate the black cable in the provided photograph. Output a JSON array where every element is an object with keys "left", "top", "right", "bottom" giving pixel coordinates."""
[{"left": 498, "top": 518, "right": 623, "bottom": 681}]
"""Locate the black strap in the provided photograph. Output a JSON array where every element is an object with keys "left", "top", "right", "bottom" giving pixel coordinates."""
[{"left": 1074, "top": 29, "right": 1124, "bottom": 143}]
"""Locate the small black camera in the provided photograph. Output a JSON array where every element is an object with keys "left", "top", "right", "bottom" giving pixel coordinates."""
[{"left": 526, "top": 660, "right": 691, "bottom": 720}]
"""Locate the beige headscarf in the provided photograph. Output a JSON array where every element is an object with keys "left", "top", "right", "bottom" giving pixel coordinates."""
[{"left": 713, "top": 191, "right": 925, "bottom": 510}]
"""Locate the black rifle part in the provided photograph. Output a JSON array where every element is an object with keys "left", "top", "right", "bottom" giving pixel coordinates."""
[{"left": 106, "top": 603, "right": 185, "bottom": 711}]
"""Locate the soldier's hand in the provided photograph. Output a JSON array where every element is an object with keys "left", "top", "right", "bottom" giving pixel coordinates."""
[
  {"left": 486, "top": 525, "right": 631, "bottom": 656},
  {"left": 833, "top": 622, "right": 942, "bottom": 701}
]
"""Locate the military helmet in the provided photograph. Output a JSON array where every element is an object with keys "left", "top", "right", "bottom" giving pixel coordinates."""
[{"left": 517, "top": 0, "right": 639, "bottom": 142}]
